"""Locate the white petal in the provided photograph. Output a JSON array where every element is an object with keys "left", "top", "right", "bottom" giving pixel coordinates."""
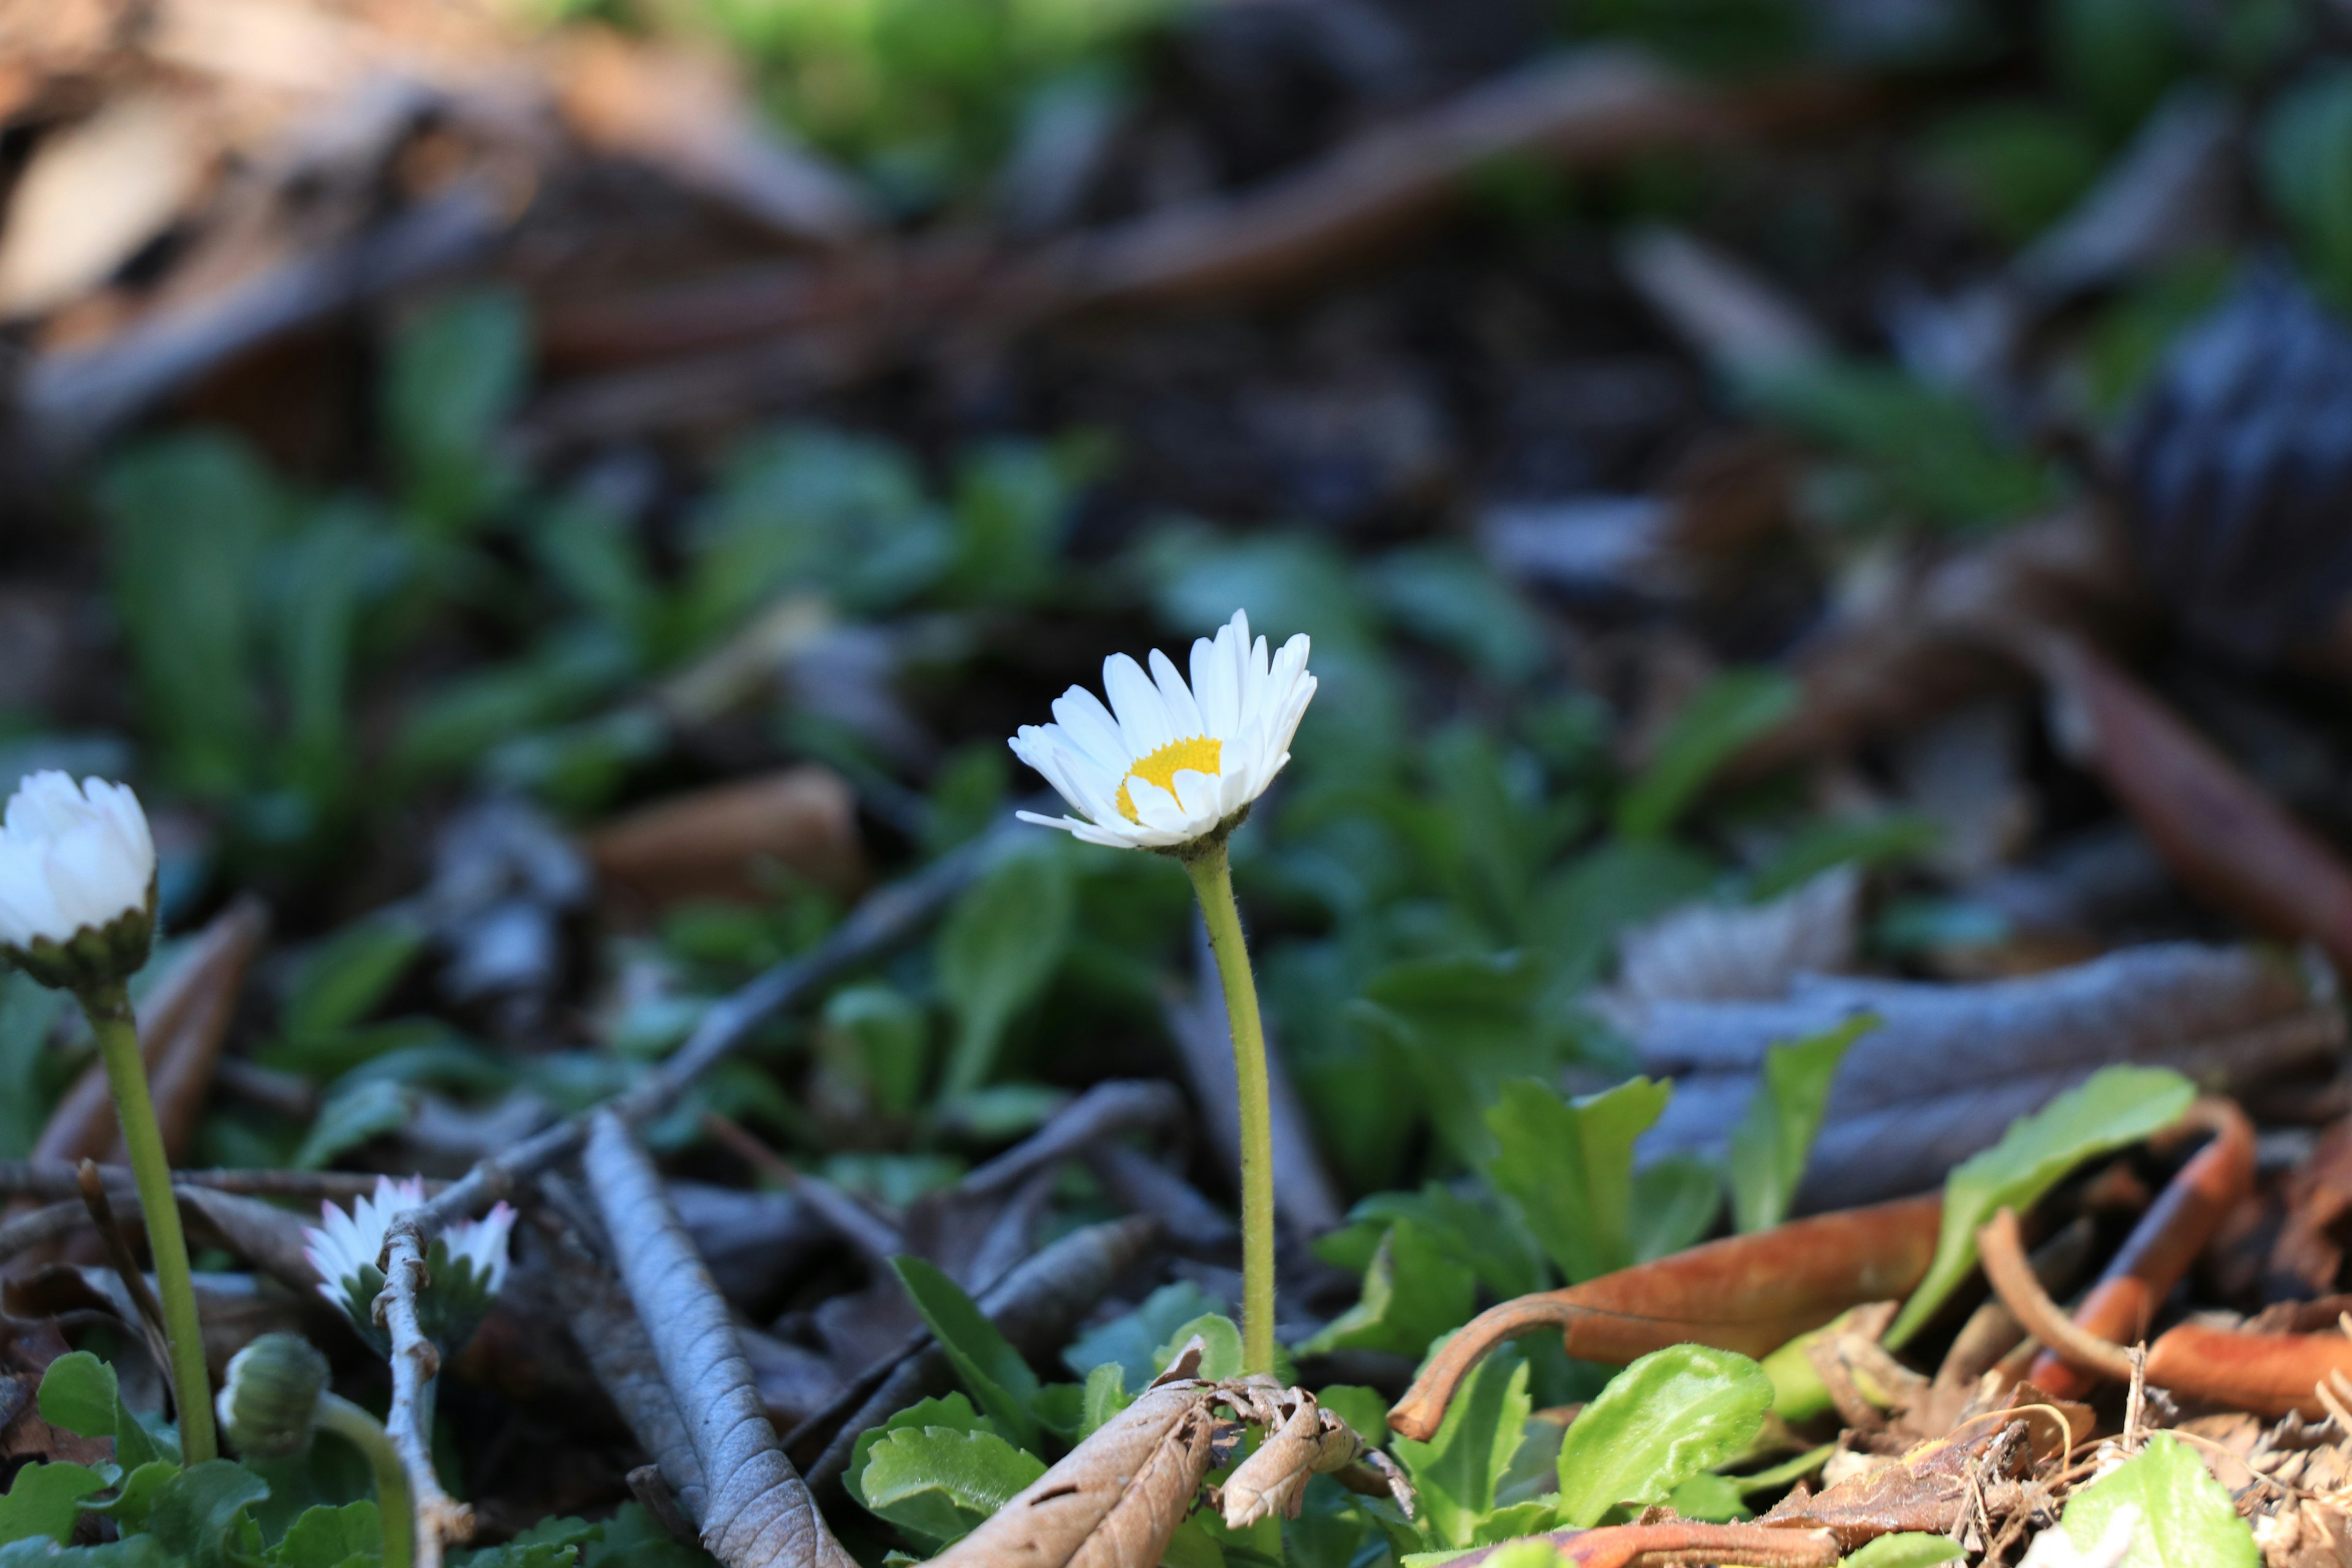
[
  {"left": 1148, "top": 649, "right": 1205, "bottom": 737},
  {"left": 1050, "top": 688, "right": 1134, "bottom": 776},
  {"left": 1191, "top": 619, "right": 1244, "bottom": 739},
  {"left": 1122, "top": 776, "right": 1193, "bottom": 838},
  {"left": 1168, "top": 768, "right": 1223, "bottom": 824},
  {"left": 1015, "top": 810, "right": 1087, "bottom": 835},
  {"left": 1102, "top": 654, "right": 1176, "bottom": 757}
]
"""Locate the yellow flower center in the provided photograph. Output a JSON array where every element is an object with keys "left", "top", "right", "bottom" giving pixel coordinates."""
[{"left": 1114, "top": 736, "right": 1223, "bottom": 824}]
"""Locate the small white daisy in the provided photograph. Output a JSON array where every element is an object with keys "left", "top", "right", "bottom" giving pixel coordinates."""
[
  {"left": 0, "top": 773, "right": 158, "bottom": 989},
  {"left": 304, "top": 1175, "right": 514, "bottom": 1351},
  {"left": 1009, "top": 610, "right": 1316, "bottom": 851}
]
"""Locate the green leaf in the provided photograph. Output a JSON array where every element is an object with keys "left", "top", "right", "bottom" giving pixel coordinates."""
[
  {"left": 1391, "top": 1346, "right": 1531, "bottom": 1550},
  {"left": 0, "top": 974, "right": 67, "bottom": 1160},
  {"left": 293, "top": 1078, "right": 412, "bottom": 1170},
  {"left": 579, "top": 1504, "right": 703, "bottom": 1568},
  {"left": 284, "top": 919, "right": 428, "bottom": 1041},
  {"left": 90, "top": 1465, "right": 178, "bottom": 1536},
  {"left": 145, "top": 1460, "right": 270, "bottom": 1568},
  {"left": 1728, "top": 1017, "right": 1877, "bottom": 1234},
  {"left": 1060, "top": 1281, "right": 1224, "bottom": 1385},
  {"left": 937, "top": 851, "right": 1074, "bottom": 1097},
  {"left": 0, "top": 1464, "right": 104, "bottom": 1547},
  {"left": 1888, "top": 1065, "right": 2195, "bottom": 1346},
  {"left": 946, "top": 440, "right": 1080, "bottom": 605},
  {"left": 820, "top": 985, "right": 931, "bottom": 1120},
  {"left": 1298, "top": 1222, "right": 1476, "bottom": 1360},
  {"left": 846, "top": 1393, "right": 1000, "bottom": 1510},
  {"left": 1365, "top": 545, "right": 1548, "bottom": 685},
  {"left": 1665, "top": 1472, "right": 1749, "bottom": 1522},
  {"left": 453, "top": 1513, "right": 594, "bottom": 1568},
  {"left": 97, "top": 433, "right": 278, "bottom": 797},
  {"left": 856, "top": 1427, "right": 1047, "bottom": 1550},
  {"left": 2050, "top": 1434, "right": 2258, "bottom": 1567},
  {"left": 1839, "top": 1534, "right": 1964, "bottom": 1567},
  {"left": 890, "top": 1257, "right": 1041, "bottom": 1449},
  {"left": 0, "top": 1539, "right": 172, "bottom": 1566},
  {"left": 1530, "top": 839, "right": 1719, "bottom": 986},
  {"left": 1632, "top": 1155, "right": 1721, "bottom": 1261},
  {"left": 1616, "top": 670, "right": 1798, "bottom": 840},
  {"left": 268, "top": 1501, "right": 380, "bottom": 1568},
  {"left": 1077, "top": 1364, "right": 1130, "bottom": 1440},
  {"left": 1554, "top": 1346, "right": 1772, "bottom": 1528},
  {"left": 386, "top": 288, "right": 529, "bottom": 533},
  {"left": 1352, "top": 953, "right": 1573, "bottom": 1166},
  {"left": 1150, "top": 1315, "right": 1248, "bottom": 1383},
  {"left": 2263, "top": 68, "right": 2352, "bottom": 307},
  {"left": 37, "top": 1353, "right": 170, "bottom": 1470},
  {"left": 1485, "top": 1077, "right": 1671, "bottom": 1284},
  {"left": 1333, "top": 1184, "right": 1547, "bottom": 1301}
]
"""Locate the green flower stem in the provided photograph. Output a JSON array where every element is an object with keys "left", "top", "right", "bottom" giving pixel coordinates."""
[
  {"left": 80, "top": 983, "right": 215, "bottom": 1465},
  {"left": 316, "top": 1391, "right": 415, "bottom": 1568},
  {"left": 1182, "top": 837, "right": 1277, "bottom": 1376}
]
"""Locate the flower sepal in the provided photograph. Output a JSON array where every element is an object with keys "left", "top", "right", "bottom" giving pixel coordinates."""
[{"left": 1, "top": 879, "right": 157, "bottom": 995}]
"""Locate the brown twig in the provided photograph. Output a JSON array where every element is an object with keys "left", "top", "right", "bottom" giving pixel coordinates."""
[
  {"left": 74, "top": 1159, "right": 172, "bottom": 1371},
  {"left": 701, "top": 1111, "right": 903, "bottom": 1267},
  {"left": 0, "top": 1161, "right": 426, "bottom": 1203},
  {"left": 0, "top": 1200, "right": 93, "bottom": 1266}
]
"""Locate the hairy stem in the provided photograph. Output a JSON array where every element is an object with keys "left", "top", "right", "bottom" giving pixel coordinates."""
[
  {"left": 317, "top": 1392, "right": 416, "bottom": 1568},
  {"left": 1183, "top": 839, "right": 1276, "bottom": 1374},
  {"left": 81, "top": 984, "right": 214, "bottom": 1464}
]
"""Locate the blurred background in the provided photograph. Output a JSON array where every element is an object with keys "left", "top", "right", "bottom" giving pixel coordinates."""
[{"left": 10, "top": 0, "right": 2352, "bottom": 1472}]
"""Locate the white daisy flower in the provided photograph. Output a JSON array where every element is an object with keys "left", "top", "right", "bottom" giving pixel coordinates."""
[
  {"left": 0, "top": 772, "right": 157, "bottom": 988},
  {"left": 304, "top": 1175, "right": 514, "bottom": 1352},
  {"left": 1009, "top": 611, "right": 1316, "bottom": 851}
]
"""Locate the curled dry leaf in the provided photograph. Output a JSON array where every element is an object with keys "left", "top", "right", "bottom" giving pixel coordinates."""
[
  {"left": 1764, "top": 1414, "right": 2047, "bottom": 1548},
  {"left": 2037, "top": 631, "right": 2352, "bottom": 973},
  {"left": 1218, "top": 1387, "right": 1375, "bottom": 1529},
  {"left": 1387, "top": 1193, "right": 1940, "bottom": 1443},
  {"left": 1438, "top": 1522, "right": 1841, "bottom": 1568},
  {"left": 2029, "top": 1098, "right": 2255, "bottom": 1398},
  {"left": 587, "top": 765, "right": 867, "bottom": 913}
]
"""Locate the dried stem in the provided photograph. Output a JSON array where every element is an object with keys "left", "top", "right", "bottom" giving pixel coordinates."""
[{"left": 74, "top": 1158, "right": 172, "bottom": 1371}]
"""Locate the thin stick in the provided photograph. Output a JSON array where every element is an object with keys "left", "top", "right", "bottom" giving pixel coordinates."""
[
  {"left": 0, "top": 1162, "right": 430, "bottom": 1202},
  {"left": 1181, "top": 837, "right": 1277, "bottom": 1376}
]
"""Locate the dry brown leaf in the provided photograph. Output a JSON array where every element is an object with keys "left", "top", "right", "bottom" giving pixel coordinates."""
[
  {"left": 554, "top": 28, "right": 870, "bottom": 246},
  {"left": 1607, "top": 864, "right": 1860, "bottom": 1017},
  {"left": 930, "top": 1373, "right": 1226, "bottom": 1568},
  {"left": 1218, "top": 1387, "right": 1369, "bottom": 1529},
  {"left": 2038, "top": 631, "right": 2352, "bottom": 972},
  {"left": 32, "top": 897, "right": 267, "bottom": 1167},
  {"left": 587, "top": 766, "right": 865, "bottom": 912}
]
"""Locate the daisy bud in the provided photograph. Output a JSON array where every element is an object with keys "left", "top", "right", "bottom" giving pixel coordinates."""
[
  {"left": 303, "top": 1175, "right": 515, "bottom": 1355},
  {"left": 218, "top": 1333, "right": 330, "bottom": 1460},
  {"left": 1008, "top": 610, "right": 1316, "bottom": 854},
  {"left": 0, "top": 772, "right": 159, "bottom": 995}
]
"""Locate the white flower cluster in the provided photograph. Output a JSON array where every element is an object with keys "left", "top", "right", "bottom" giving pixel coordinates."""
[{"left": 1009, "top": 611, "right": 1316, "bottom": 851}]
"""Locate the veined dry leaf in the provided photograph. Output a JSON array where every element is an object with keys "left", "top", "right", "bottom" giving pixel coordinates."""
[
  {"left": 33, "top": 897, "right": 268, "bottom": 1167},
  {"left": 587, "top": 765, "right": 866, "bottom": 911},
  {"left": 1636, "top": 943, "right": 2336, "bottom": 1210},
  {"left": 928, "top": 1374, "right": 1225, "bottom": 1568},
  {"left": 1763, "top": 1415, "right": 2042, "bottom": 1549},
  {"left": 1387, "top": 1194, "right": 1940, "bottom": 1442}
]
